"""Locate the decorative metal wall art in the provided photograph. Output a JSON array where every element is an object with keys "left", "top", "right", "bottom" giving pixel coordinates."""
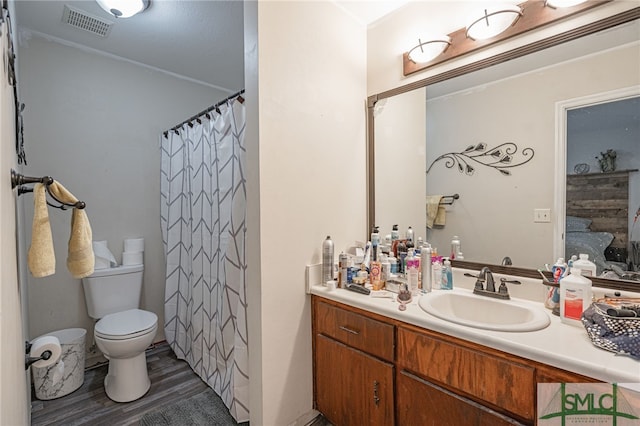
[{"left": 426, "top": 142, "right": 535, "bottom": 176}]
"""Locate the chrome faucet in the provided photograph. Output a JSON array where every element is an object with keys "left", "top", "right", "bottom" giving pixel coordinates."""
[
  {"left": 468, "top": 267, "right": 521, "bottom": 300},
  {"left": 478, "top": 267, "right": 495, "bottom": 292}
]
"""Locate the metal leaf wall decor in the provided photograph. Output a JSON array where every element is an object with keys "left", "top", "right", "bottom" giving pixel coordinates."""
[{"left": 426, "top": 142, "right": 534, "bottom": 176}]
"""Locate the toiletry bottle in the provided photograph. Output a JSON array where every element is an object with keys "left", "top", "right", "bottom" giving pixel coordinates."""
[
  {"left": 388, "top": 252, "right": 398, "bottom": 275},
  {"left": 421, "top": 246, "right": 432, "bottom": 293},
  {"left": 451, "top": 236, "right": 461, "bottom": 260},
  {"left": 573, "top": 254, "right": 597, "bottom": 277},
  {"left": 338, "top": 252, "right": 348, "bottom": 289},
  {"left": 371, "top": 226, "right": 380, "bottom": 262},
  {"left": 406, "top": 249, "right": 419, "bottom": 295},
  {"left": 380, "top": 253, "right": 390, "bottom": 285},
  {"left": 397, "top": 240, "right": 407, "bottom": 274},
  {"left": 559, "top": 268, "right": 592, "bottom": 326},
  {"left": 406, "top": 226, "right": 414, "bottom": 244},
  {"left": 370, "top": 255, "right": 382, "bottom": 291},
  {"left": 432, "top": 256, "right": 442, "bottom": 289},
  {"left": 322, "top": 236, "right": 334, "bottom": 284},
  {"left": 441, "top": 259, "right": 453, "bottom": 290},
  {"left": 391, "top": 224, "right": 399, "bottom": 243}
]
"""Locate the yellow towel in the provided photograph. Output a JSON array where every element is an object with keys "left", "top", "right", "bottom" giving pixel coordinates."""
[
  {"left": 27, "top": 183, "right": 56, "bottom": 277},
  {"left": 426, "top": 195, "right": 446, "bottom": 229},
  {"left": 48, "top": 181, "right": 95, "bottom": 279}
]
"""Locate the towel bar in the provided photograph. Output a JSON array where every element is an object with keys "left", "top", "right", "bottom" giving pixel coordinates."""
[
  {"left": 440, "top": 193, "right": 459, "bottom": 205},
  {"left": 11, "top": 169, "right": 86, "bottom": 210}
]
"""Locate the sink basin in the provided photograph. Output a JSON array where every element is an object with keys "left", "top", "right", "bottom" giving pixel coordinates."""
[{"left": 418, "top": 290, "right": 551, "bottom": 332}]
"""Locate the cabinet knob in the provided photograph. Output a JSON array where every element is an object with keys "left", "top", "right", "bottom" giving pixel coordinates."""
[{"left": 373, "top": 380, "right": 380, "bottom": 406}]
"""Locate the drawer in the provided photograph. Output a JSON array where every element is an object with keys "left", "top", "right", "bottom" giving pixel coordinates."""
[
  {"left": 397, "top": 326, "right": 535, "bottom": 422},
  {"left": 314, "top": 300, "right": 394, "bottom": 361}
]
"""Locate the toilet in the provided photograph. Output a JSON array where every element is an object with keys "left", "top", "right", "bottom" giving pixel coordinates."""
[{"left": 82, "top": 264, "right": 157, "bottom": 402}]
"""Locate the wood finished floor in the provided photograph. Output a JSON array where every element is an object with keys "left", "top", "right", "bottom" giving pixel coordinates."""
[
  {"left": 31, "top": 343, "right": 332, "bottom": 426},
  {"left": 32, "top": 343, "right": 214, "bottom": 426}
]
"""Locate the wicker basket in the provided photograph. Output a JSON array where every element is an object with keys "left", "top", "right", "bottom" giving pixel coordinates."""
[{"left": 581, "top": 297, "right": 640, "bottom": 359}]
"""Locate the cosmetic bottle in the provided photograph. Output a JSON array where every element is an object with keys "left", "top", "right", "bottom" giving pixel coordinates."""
[
  {"left": 338, "top": 252, "right": 348, "bottom": 289},
  {"left": 371, "top": 226, "right": 380, "bottom": 261},
  {"left": 381, "top": 253, "right": 390, "bottom": 284},
  {"left": 388, "top": 252, "right": 398, "bottom": 275},
  {"left": 421, "top": 246, "right": 432, "bottom": 293},
  {"left": 370, "top": 255, "right": 382, "bottom": 291},
  {"left": 391, "top": 224, "right": 399, "bottom": 243},
  {"left": 397, "top": 240, "right": 408, "bottom": 274},
  {"left": 406, "top": 249, "right": 419, "bottom": 295},
  {"left": 406, "top": 226, "right": 414, "bottom": 244},
  {"left": 322, "top": 236, "right": 334, "bottom": 284},
  {"left": 441, "top": 259, "right": 453, "bottom": 290},
  {"left": 432, "top": 256, "right": 442, "bottom": 289}
]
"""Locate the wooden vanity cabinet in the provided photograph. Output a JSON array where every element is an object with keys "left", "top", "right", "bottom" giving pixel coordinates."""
[
  {"left": 312, "top": 296, "right": 598, "bottom": 426},
  {"left": 312, "top": 298, "right": 395, "bottom": 426}
]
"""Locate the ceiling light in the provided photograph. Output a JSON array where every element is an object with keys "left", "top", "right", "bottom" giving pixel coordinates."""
[
  {"left": 466, "top": 4, "right": 522, "bottom": 41},
  {"left": 96, "top": 0, "right": 149, "bottom": 18},
  {"left": 408, "top": 36, "right": 451, "bottom": 64}
]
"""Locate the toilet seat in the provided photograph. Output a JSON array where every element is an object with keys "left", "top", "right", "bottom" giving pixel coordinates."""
[{"left": 95, "top": 309, "right": 157, "bottom": 340}]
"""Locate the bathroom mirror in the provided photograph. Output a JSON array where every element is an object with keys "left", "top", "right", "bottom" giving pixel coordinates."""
[{"left": 367, "top": 10, "right": 640, "bottom": 290}]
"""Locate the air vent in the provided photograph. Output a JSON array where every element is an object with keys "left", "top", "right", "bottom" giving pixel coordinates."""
[{"left": 62, "top": 4, "right": 113, "bottom": 37}]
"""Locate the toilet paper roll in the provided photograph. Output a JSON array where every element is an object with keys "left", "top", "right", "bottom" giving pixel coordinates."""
[
  {"left": 122, "top": 251, "right": 143, "bottom": 266},
  {"left": 29, "top": 336, "right": 62, "bottom": 369},
  {"left": 124, "top": 238, "right": 145, "bottom": 253},
  {"left": 93, "top": 241, "right": 117, "bottom": 267}
]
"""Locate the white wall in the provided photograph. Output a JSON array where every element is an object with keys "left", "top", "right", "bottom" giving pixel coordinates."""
[
  {"left": 424, "top": 44, "right": 640, "bottom": 267},
  {"left": 248, "top": 2, "right": 367, "bottom": 424},
  {"left": 374, "top": 88, "right": 426, "bottom": 242},
  {"left": 17, "top": 36, "right": 225, "bottom": 353},
  {"left": 0, "top": 6, "right": 28, "bottom": 423}
]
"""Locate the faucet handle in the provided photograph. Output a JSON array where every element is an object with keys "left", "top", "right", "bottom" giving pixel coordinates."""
[
  {"left": 464, "top": 272, "right": 485, "bottom": 290},
  {"left": 498, "top": 278, "right": 521, "bottom": 297}
]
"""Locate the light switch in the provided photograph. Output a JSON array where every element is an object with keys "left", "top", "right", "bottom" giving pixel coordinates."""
[{"left": 534, "top": 208, "right": 551, "bottom": 223}]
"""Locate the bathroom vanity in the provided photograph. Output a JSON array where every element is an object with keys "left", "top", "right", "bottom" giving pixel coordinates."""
[{"left": 311, "top": 271, "right": 639, "bottom": 426}]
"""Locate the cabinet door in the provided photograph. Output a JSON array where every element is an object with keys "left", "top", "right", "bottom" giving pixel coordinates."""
[
  {"left": 315, "top": 334, "right": 394, "bottom": 426},
  {"left": 397, "top": 370, "right": 526, "bottom": 426}
]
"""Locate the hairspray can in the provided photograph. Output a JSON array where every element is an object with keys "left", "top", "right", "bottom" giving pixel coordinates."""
[{"left": 322, "top": 236, "right": 334, "bottom": 284}]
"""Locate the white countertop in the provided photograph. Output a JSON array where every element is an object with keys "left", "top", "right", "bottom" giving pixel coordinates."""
[{"left": 310, "top": 268, "right": 640, "bottom": 384}]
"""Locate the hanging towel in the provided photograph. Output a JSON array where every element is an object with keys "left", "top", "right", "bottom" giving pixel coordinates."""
[
  {"left": 426, "top": 195, "right": 446, "bottom": 229},
  {"left": 27, "top": 183, "right": 56, "bottom": 277},
  {"left": 48, "top": 181, "right": 95, "bottom": 279}
]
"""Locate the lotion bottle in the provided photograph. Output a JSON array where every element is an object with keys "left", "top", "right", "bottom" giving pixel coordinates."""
[{"left": 421, "top": 246, "right": 432, "bottom": 293}]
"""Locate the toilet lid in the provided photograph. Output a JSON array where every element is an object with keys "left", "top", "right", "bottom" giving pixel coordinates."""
[{"left": 95, "top": 309, "right": 157, "bottom": 340}]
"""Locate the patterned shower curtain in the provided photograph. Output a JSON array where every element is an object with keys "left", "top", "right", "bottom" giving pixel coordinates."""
[{"left": 160, "top": 96, "right": 248, "bottom": 422}]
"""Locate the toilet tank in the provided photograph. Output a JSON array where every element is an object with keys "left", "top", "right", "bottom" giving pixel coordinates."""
[{"left": 82, "top": 264, "right": 144, "bottom": 319}]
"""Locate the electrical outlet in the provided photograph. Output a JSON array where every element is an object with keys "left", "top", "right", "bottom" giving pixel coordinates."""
[
  {"left": 305, "top": 263, "right": 322, "bottom": 294},
  {"left": 534, "top": 208, "right": 551, "bottom": 223}
]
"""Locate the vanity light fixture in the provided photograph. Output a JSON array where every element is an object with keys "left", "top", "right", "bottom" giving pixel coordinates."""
[
  {"left": 407, "top": 36, "right": 451, "bottom": 64},
  {"left": 465, "top": 4, "right": 523, "bottom": 41},
  {"left": 96, "top": 0, "right": 149, "bottom": 18},
  {"left": 545, "top": 0, "right": 589, "bottom": 8}
]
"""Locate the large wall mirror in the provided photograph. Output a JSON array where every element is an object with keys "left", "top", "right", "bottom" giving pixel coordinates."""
[{"left": 367, "top": 9, "right": 640, "bottom": 291}]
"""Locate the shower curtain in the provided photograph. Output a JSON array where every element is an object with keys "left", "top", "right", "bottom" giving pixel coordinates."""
[{"left": 160, "top": 96, "right": 248, "bottom": 422}]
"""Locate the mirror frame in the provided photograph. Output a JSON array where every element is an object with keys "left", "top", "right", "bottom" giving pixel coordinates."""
[{"left": 366, "top": 7, "right": 640, "bottom": 292}]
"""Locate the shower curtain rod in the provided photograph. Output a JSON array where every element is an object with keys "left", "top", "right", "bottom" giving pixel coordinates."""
[{"left": 164, "top": 89, "right": 245, "bottom": 138}]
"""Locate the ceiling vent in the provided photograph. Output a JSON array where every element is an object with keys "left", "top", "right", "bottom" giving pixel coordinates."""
[{"left": 62, "top": 4, "right": 114, "bottom": 37}]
